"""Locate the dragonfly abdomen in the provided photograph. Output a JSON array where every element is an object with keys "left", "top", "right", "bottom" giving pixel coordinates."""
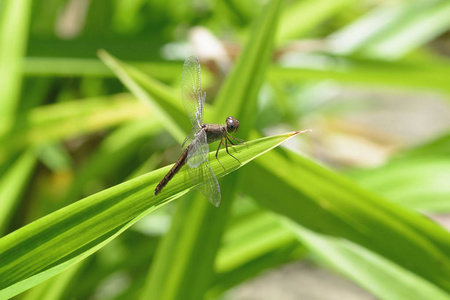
[{"left": 154, "top": 147, "right": 189, "bottom": 196}]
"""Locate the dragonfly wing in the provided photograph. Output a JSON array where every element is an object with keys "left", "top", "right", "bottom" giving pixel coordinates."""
[
  {"left": 194, "top": 159, "right": 221, "bottom": 207},
  {"left": 181, "top": 57, "right": 221, "bottom": 207},
  {"left": 181, "top": 56, "right": 204, "bottom": 128},
  {"left": 186, "top": 130, "right": 221, "bottom": 206},
  {"left": 182, "top": 127, "right": 197, "bottom": 150},
  {"left": 187, "top": 130, "right": 208, "bottom": 168},
  {"left": 186, "top": 155, "right": 221, "bottom": 207}
]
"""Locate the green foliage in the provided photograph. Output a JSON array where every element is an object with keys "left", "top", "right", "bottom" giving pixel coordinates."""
[
  {"left": 139, "top": 1, "right": 282, "bottom": 299},
  {"left": 0, "top": 132, "right": 297, "bottom": 299},
  {"left": 0, "top": 0, "right": 449, "bottom": 299}
]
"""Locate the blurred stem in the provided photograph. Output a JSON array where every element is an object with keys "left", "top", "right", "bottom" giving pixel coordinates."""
[
  {"left": 0, "top": 0, "right": 32, "bottom": 126},
  {"left": 139, "top": 0, "right": 281, "bottom": 299},
  {"left": 0, "top": 150, "right": 36, "bottom": 236}
]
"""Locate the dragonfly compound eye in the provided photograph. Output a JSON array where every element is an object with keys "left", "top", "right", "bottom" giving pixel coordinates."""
[{"left": 226, "top": 116, "right": 240, "bottom": 133}]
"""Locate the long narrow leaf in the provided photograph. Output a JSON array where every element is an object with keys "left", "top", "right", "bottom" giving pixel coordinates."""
[
  {"left": 0, "top": 150, "right": 36, "bottom": 235},
  {"left": 0, "top": 94, "right": 146, "bottom": 164},
  {"left": 276, "top": 0, "right": 356, "bottom": 44},
  {"left": 245, "top": 147, "right": 450, "bottom": 293},
  {"left": 330, "top": 0, "right": 450, "bottom": 59},
  {"left": 282, "top": 219, "right": 450, "bottom": 300},
  {"left": 0, "top": 0, "right": 32, "bottom": 126},
  {"left": 98, "top": 50, "right": 188, "bottom": 143},
  {"left": 0, "top": 131, "right": 300, "bottom": 299},
  {"left": 269, "top": 59, "right": 450, "bottom": 95},
  {"left": 23, "top": 58, "right": 180, "bottom": 81}
]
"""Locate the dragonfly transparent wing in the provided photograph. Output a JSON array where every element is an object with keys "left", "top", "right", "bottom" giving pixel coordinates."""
[
  {"left": 187, "top": 130, "right": 208, "bottom": 168},
  {"left": 193, "top": 159, "right": 221, "bottom": 207},
  {"left": 186, "top": 130, "right": 221, "bottom": 207},
  {"left": 181, "top": 56, "right": 220, "bottom": 206},
  {"left": 182, "top": 127, "right": 197, "bottom": 150},
  {"left": 181, "top": 56, "right": 204, "bottom": 129}
]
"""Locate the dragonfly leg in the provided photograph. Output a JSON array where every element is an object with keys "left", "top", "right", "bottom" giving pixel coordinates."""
[
  {"left": 215, "top": 139, "right": 226, "bottom": 171},
  {"left": 228, "top": 135, "right": 248, "bottom": 147},
  {"left": 225, "top": 137, "right": 241, "bottom": 165},
  {"left": 227, "top": 135, "right": 248, "bottom": 154},
  {"left": 226, "top": 136, "right": 240, "bottom": 153}
]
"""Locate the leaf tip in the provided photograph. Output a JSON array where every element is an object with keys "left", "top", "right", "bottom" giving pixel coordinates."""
[
  {"left": 293, "top": 129, "right": 312, "bottom": 136},
  {"left": 97, "top": 49, "right": 106, "bottom": 57}
]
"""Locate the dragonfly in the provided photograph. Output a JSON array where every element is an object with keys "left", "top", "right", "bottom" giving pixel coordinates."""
[{"left": 154, "top": 56, "right": 244, "bottom": 207}]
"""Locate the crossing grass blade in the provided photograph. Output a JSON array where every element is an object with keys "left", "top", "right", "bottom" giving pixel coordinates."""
[
  {"left": 139, "top": 1, "right": 283, "bottom": 299},
  {"left": 244, "top": 147, "right": 450, "bottom": 294},
  {"left": 0, "top": 150, "right": 37, "bottom": 235},
  {"left": 98, "top": 49, "right": 189, "bottom": 144},
  {"left": 0, "top": 94, "right": 146, "bottom": 164},
  {"left": 282, "top": 219, "right": 450, "bottom": 300}
]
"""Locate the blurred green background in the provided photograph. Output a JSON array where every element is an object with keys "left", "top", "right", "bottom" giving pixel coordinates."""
[{"left": 1, "top": 0, "right": 450, "bottom": 299}]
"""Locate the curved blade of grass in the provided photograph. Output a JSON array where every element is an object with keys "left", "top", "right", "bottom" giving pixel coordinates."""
[
  {"left": 0, "top": 150, "right": 37, "bottom": 235},
  {"left": 209, "top": 209, "right": 304, "bottom": 298},
  {"left": 23, "top": 58, "right": 181, "bottom": 81},
  {"left": 348, "top": 133, "right": 450, "bottom": 212},
  {"left": 402, "top": 132, "right": 450, "bottom": 158},
  {"left": 0, "top": 94, "right": 147, "bottom": 164},
  {"left": 21, "top": 260, "right": 85, "bottom": 300},
  {"left": 349, "top": 156, "right": 450, "bottom": 212},
  {"left": 276, "top": 0, "right": 356, "bottom": 44},
  {"left": 216, "top": 211, "right": 297, "bottom": 274},
  {"left": 98, "top": 49, "right": 188, "bottom": 143},
  {"left": 282, "top": 218, "right": 450, "bottom": 300},
  {"left": 245, "top": 147, "right": 450, "bottom": 293},
  {"left": 269, "top": 58, "right": 450, "bottom": 95},
  {"left": 0, "top": 131, "right": 298, "bottom": 299},
  {"left": 213, "top": 0, "right": 280, "bottom": 134},
  {"left": 211, "top": 206, "right": 450, "bottom": 300},
  {"left": 62, "top": 118, "right": 162, "bottom": 205},
  {"left": 331, "top": 0, "right": 450, "bottom": 59}
]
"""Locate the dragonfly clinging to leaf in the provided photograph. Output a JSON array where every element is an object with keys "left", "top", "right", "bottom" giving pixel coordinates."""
[{"left": 154, "top": 56, "right": 244, "bottom": 207}]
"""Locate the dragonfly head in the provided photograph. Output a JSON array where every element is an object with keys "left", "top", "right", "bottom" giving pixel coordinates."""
[{"left": 226, "top": 116, "right": 240, "bottom": 133}]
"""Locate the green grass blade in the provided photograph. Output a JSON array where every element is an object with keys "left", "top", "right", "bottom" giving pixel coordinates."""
[
  {"left": 349, "top": 156, "right": 450, "bottom": 212},
  {"left": 365, "top": 1, "right": 450, "bottom": 59},
  {"left": 245, "top": 148, "right": 450, "bottom": 293},
  {"left": 213, "top": 0, "right": 281, "bottom": 133},
  {"left": 212, "top": 207, "right": 450, "bottom": 299},
  {"left": 21, "top": 261, "right": 85, "bottom": 300},
  {"left": 0, "top": 150, "right": 37, "bottom": 235},
  {"left": 0, "top": 94, "right": 146, "bottom": 164},
  {"left": 22, "top": 58, "right": 181, "bottom": 83},
  {"left": 62, "top": 118, "right": 161, "bottom": 204},
  {"left": 209, "top": 210, "right": 304, "bottom": 298},
  {"left": 98, "top": 50, "right": 188, "bottom": 143},
  {"left": 0, "top": 0, "right": 32, "bottom": 127},
  {"left": 283, "top": 219, "right": 450, "bottom": 300},
  {"left": 139, "top": 1, "right": 282, "bottom": 299},
  {"left": 401, "top": 132, "right": 450, "bottom": 158},
  {"left": 217, "top": 211, "right": 297, "bottom": 274},
  {"left": 0, "top": 131, "right": 298, "bottom": 299},
  {"left": 348, "top": 132, "right": 450, "bottom": 212},
  {"left": 331, "top": 0, "right": 450, "bottom": 59},
  {"left": 276, "top": 0, "right": 356, "bottom": 44},
  {"left": 269, "top": 58, "right": 450, "bottom": 95}
]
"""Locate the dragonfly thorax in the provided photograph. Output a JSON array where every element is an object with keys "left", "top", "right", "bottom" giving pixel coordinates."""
[{"left": 204, "top": 124, "right": 227, "bottom": 144}]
